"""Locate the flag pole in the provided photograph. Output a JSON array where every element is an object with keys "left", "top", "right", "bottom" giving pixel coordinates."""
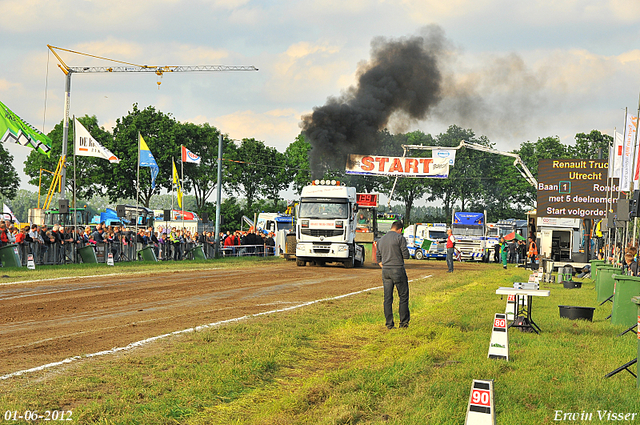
[
  {"left": 171, "top": 158, "right": 174, "bottom": 218},
  {"left": 136, "top": 132, "right": 140, "bottom": 240},
  {"left": 633, "top": 95, "right": 640, "bottom": 248},
  {"left": 181, "top": 151, "right": 185, "bottom": 233},
  {"left": 73, "top": 117, "right": 77, "bottom": 234}
]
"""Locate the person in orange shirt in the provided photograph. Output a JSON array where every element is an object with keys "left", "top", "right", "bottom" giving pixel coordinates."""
[{"left": 527, "top": 236, "right": 538, "bottom": 270}]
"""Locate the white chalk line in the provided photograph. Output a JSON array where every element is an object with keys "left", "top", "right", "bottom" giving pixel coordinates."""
[
  {"left": 0, "top": 268, "right": 222, "bottom": 287},
  {"left": 0, "top": 274, "right": 433, "bottom": 380}
]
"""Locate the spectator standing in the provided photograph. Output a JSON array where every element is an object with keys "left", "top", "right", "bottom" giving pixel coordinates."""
[
  {"left": 375, "top": 220, "right": 410, "bottom": 329},
  {"left": 499, "top": 237, "right": 508, "bottom": 269},
  {"left": 507, "top": 239, "right": 517, "bottom": 264},
  {"left": 0, "top": 222, "right": 9, "bottom": 247},
  {"left": 446, "top": 228, "right": 456, "bottom": 273},
  {"left": 527, "top": 236, "right": 538, "bottom": 270}
]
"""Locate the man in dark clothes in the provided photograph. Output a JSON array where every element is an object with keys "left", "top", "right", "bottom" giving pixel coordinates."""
[{"left": 375, "top": 220, "right": 410, "bottom": 330}]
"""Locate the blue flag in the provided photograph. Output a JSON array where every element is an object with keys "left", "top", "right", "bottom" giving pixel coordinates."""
[{"left": 139, "top": 133, "right": 159, "bottom": 190}]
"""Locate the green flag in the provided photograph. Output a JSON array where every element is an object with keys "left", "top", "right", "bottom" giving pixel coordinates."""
[
  {"left": 420, "top": 239, "right": 432, "bottom": 251},
  {"left": 0, "top": 100, "right": 52, "bottom": 156}
]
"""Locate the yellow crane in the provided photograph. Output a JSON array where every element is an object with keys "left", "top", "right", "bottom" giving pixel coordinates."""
[{"left": 45, "top": 44, "right": 258, "bottom": 204}]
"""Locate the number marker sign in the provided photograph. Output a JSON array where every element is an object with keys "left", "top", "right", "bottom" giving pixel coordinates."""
[
  {"left": 465, "top": 379, "right": 496, "bottom": 425},
  {"left": 107, "top": 253, "right": 114, "bottom": 266},
  {"left": 488, "top": 313, "right": 508, "bottom": 360},
  {"left": 505, "top": 294, "right": 515, "bottom": 321},
  {"left": 27, "top": 254, "right": 35, "bottom": 270}
]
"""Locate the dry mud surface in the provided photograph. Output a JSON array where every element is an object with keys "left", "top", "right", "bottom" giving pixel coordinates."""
[{"left": 0, "top": 259, "right": 473, "bottom": 376}]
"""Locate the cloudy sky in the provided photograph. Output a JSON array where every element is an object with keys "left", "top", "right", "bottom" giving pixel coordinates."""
[{"left": 3, "top": 0, "right": 640, "bottom": 190}]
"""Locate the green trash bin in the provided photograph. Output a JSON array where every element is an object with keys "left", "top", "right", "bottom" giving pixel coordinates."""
[
  {"left": 631, "top": 296, "right": 640, "bottom": 388},
  {"left": 611, "top": 274, "right": 640, "bottom": 326},
  {"left": 187, "top": 245, "right": 206, "bottom": 260},
  {"left": 0, "top": 244, "right": 22, "bottom": 268},
  {"left": 78, "top": 245, "right": 98, "bottom": 264},
  {"left": 590, "top": 259, "right": 606, "bottom": 282},
  {"left": 138, "top": 245, "right": 158, "bottom": 262},
  {"left": 596, "top": 266, "right": 623, "bottom": 302}
]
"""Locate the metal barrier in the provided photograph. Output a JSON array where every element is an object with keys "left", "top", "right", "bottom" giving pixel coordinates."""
[{"left": 4, "top": 239, "right": 278, "bottom": 267}]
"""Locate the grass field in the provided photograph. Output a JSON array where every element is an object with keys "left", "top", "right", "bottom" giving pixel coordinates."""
[{"left": 1, "top": 261, "right": 639, "bottom": 424}]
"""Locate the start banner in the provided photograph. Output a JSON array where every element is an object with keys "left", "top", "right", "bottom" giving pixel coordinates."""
[{"left": 346, "top": 154, "right": 449, "bottom": 178}]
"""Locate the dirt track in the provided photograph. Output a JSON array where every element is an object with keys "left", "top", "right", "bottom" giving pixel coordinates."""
[{"left": 0, "top": 259, "right": 473, "bottom": 376}]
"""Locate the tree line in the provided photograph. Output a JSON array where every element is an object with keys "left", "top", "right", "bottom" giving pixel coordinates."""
[{"left": 0, "top": 103, "right": 612, "bottom": 226}]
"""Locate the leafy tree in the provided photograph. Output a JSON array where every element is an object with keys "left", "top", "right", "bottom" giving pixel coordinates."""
[
  {"left": 0, "top": 143, "right": 19, "bottom": 200},
  {"left": 285, "top": 134, "right": 312, "bottom": 195},
  {"left": 226, "top": 138, "right": 276, "bottom": 211},
  {"left": 175, "top": 122, "right": 234, "bottom": 210},
  {"left": 426, "top": 125, "right": 491, "bottom": 220},
  {"left": 106, "top": 104, "right": 180, "bottom": 207},
  {"left": 3, "top": 189, "right": 38, "bottom": 222},
  {"left": 24, "top": 115, "right": 112, "bottom": 204},
  {"left": 570, "top": 130, "right": 612, "bottom": 159},
  {"left": 260, "top": 147, "right": 291, "bottom": 210},
  {"left": 518, "top": 136, "right": 569, "bottom": 176},
  {"left": 379, "top": 130, "right": 435, "bottom": 223}
]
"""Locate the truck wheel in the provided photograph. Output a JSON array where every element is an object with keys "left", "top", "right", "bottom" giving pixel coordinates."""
[
  {"left": 415, "top": 250, "right": 423, "bottom": 260},
  {"left": 296, "top": 259, "right": 306, "bottom": 267},
  {"left": 344, "top": 255, "right": 355, "bottom": 268}
]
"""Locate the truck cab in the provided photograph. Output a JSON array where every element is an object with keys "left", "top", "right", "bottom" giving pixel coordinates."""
[
  {"left": 295, "top": 180, "right": 365, "bottom": 268},
  {"left": 452, "top": 211, "right": 487, "bottom": 261},
  {"left": 404, "top": 223, "right": 448, "bottom": 259}
]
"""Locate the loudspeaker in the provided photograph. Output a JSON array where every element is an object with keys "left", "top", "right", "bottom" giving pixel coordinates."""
[
  {"left": 163, "top": 209, "right": 171, "bottom": 221},
  {"left": 116, "top": 205, "right": 126, "bottom": 218},
  {"left": 201, "top": 212, "right": 209, "bottom": 223},
  {"left": 58, "top": 199, "right": 69, "bottom": 214},
  {"left": 617, "top": 199, "right": 630, "bottom": 220}
]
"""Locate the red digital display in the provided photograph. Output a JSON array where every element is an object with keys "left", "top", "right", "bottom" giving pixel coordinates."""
[{"left": 356, "top": 193, "right": 378, "bottom": 207}]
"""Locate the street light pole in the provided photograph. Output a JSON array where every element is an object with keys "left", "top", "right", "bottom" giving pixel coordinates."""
[{"left": 214, "top": 134, "right": 223, "bottom": 258}]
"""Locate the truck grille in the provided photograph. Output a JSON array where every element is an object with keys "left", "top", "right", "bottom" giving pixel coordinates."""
[{"left": 301, "top": 229, "right": 344, "bottom": 237}]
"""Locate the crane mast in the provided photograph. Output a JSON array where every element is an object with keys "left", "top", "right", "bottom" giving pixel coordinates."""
[
  {"left": 46, "top": 44, "right": 259, "bottom": 200},
  {"left": 401, "top": 140, "right": 538, "bottom": 187}
]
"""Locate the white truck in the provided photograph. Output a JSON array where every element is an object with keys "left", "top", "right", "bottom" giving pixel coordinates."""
[
  {"left": 403, "top": 223, "right": 448, "bottom": 260},
  {"left": 256, "top": 212, "right": 294, "bottom": 255},
  {"left": 295, "top": 181, "right": 365, "bottom": 268}
]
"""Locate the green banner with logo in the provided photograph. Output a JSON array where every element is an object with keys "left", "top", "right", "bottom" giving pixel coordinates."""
[{"left": 0, "top": 101, "right": 51, "bottom": 156}]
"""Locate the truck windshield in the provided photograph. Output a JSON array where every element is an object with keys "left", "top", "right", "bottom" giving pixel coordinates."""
[
  {"left": 277, "top": 222, "right": 293, "bottom": 231},
  {"left": 452, "top": 225, "right": 484, "bottom": 236},
  {"left": 428, "top": 230, "right": 447, "bottom": 240},
  {"left": 299, "top": 201, "right": 349, "bottom": 219}
]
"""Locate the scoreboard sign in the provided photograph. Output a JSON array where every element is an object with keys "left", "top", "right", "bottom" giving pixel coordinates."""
[{"left": 537, "top": 159, "right": 618, "bottom": 219}]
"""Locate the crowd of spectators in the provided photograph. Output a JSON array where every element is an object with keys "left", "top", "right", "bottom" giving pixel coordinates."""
[{"left": 0, "top": 219, "right": 277, "bottom": 266}]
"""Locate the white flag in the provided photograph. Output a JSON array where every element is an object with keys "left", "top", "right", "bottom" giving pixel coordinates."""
[
  {"left": 3, "top": 203, "right": 19, "bottom": 225},
  {"left": 621, "top": 114, "right": 637, "bottom": 191},
  {"left": 611, "top": 131, "right": 623, "bottom": 179},
  {"left": 74, "top": 118, "right": 120, "bottom": 163}
]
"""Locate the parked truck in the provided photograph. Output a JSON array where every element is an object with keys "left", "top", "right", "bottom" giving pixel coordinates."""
[
  {"left": 451, "top": 210, "right": 489, "bottom": 261},
  {"left": 295, "top": 180, "right": 365, "bottom": 268},
  {"left": 403, "top": 223, "right": 448, "bottom": 260}
]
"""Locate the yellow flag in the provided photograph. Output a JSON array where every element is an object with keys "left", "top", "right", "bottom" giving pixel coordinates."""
[{"left": 172, "top": 159, "right": 183, "bottom": 208}]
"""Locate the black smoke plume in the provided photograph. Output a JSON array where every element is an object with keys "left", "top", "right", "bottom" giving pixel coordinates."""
[{"left": 301, "top": 26, "right": 449, "bottom": 177}]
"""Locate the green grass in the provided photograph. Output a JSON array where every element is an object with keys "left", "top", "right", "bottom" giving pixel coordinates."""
[
  {"left": 0, "top": 256, "right": 280, "bottom": 284},
  {"left": 0, "top": 263, "right": 638, "bottom": 424}
]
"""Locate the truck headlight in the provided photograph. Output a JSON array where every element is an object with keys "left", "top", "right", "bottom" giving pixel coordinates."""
[
  {"left": 338, "top": 245, "right": 348, "bottom": 252},
  {"left": 296, "top": 244, "right": 305, "bottom": 251}
]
